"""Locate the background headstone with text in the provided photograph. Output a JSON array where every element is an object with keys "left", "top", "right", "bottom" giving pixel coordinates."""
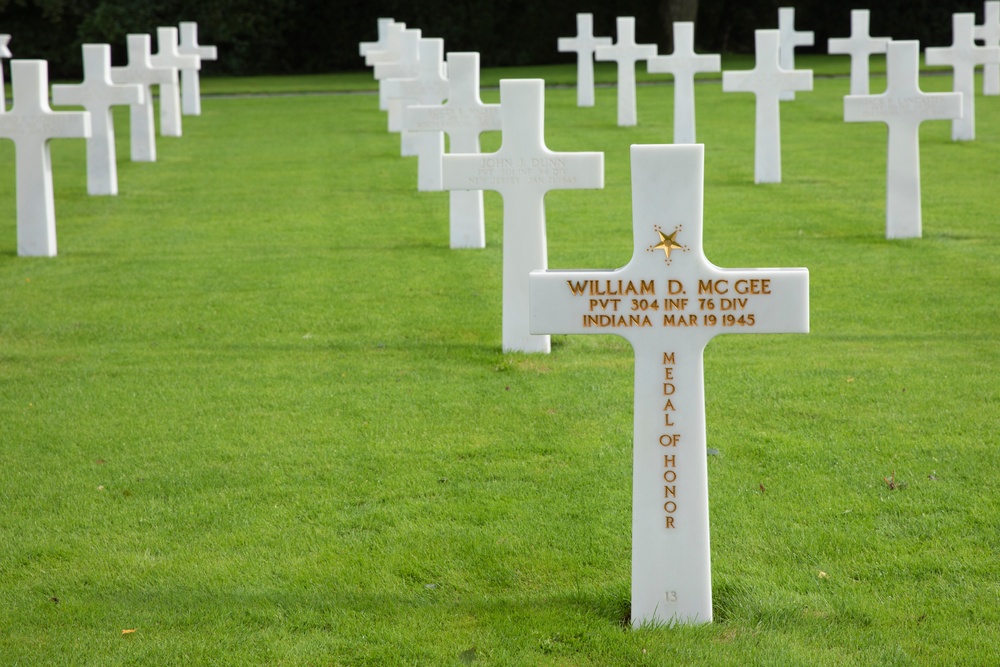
[
  {"left": 845, "top": 40, "right": 963, "bottom": 239},
  {"left": 441, "top": 79, "right": 603, "bottom": 353}
]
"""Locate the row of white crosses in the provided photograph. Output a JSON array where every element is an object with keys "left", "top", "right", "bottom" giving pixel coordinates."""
[
  {"left": 559, "top": 9, "right": 814, "bottom": 185},
  {"left": 363, "top": 20, "right": 482, "bottom": 244},
  {"left": 360, "top": 21, "right": 811, "bottom": 628},
  {"left": 560, "top": 6, "right": 997, "bottom": 239},
  {"left": 365, "top": 24, "right": 449, "bottom": 195},
  {"left": 558, "top": 10, "right": 811, "bottom": 131},
  {"left": 0, "top": 23, "right": 217, "bottom": 256},
  {"left": 829, "top": 8, "right": 999, "bottom": 238},
  {"left": 360, "top": 19, "right": 604, "bottom": 354}
]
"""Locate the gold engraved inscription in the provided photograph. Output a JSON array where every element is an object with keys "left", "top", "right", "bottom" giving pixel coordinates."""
[{"left": 661, "top": 351, "right": 678, "bottom": 529}]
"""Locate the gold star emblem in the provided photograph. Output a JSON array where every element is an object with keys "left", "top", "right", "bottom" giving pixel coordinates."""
[{"left": 652, "top": 229, "right": 683, "bottom": 259}]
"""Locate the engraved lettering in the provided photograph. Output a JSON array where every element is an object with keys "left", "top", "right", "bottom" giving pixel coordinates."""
[
  {"left": 734, "top": 278, "right": 771, "bottom": 295},
  {"left": 582, "top": 314, "right": 653, "bottom": 328},
  {"left": 663, "top": 314, "right": 698, "bottom": 326},
  {"left": 567, "top": 279, "right": 656, "bottom": 296}
]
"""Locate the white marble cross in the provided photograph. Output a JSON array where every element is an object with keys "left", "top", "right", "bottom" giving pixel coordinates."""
[
  {"left": 404, "top": 52, "right": 502, "bottom": 248},
  {"left": 442, "top": 79, "right": 604, "bottom": 353},
  {"left": 51, "top": 44, "right": 143, "bottom": 196},
  {"left": 374, "top": 28, "right": 421, "bottom": 133},
  {"left": 595, "top": 17, "right": 658, "bottom": 126},
  {"left": 529, "top": 144, "right": 809, "bottom": 626},
  {"left": 0, "top": 60, "right": 91, "bottom": 257},
  {"left": 178, "top": 22, "right": 218, "bottom": 116},
  {"left": 777, "top": 7, "right": 814, "bottom": 100},
  {"left": 722, "top": 30, "right": 812, "bottom": 184},
  {"left": 558, "top": 13, "right": 612, "bottom": 107},
  {"left": 384, "top": 37, "right": 448, "bottom": 191},
  {"left": 360, "top": 18, "right": 396, "bottom": 58},
  {"left": 110, "top": 34, "right": 176, "bottom": 162},
  {"left": 827, "top": 9, "right": 889, "bottom": 95},
  {"left": 926, "top": 13, "right": 1000, "bottom": 141},
  {"left": 0, "top": 35, "right": 10, "bottom": 112},
  {"left": 365, "top": 21, "right": 405, "bottom": 71},
  {"left": 646, "top": 22, "right": 721, "bottom": 144},
  {"left": 974, "top": 1, "right": 1000, "bottom": 94},
  {"left": 150, "top": 27, "right": 199, "bottom": 137},
  {"left": 844, "top": 41, "right": 962, "bottom": 239}
]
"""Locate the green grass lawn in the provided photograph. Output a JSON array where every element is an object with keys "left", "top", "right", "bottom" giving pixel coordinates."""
[{"left": 1, "top": 60, "right": 998, "bottom": 665}]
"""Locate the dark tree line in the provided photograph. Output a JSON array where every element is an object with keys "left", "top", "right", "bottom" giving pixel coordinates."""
[{"left": 0, "top": 0, "right": 988, "bottom": 79}]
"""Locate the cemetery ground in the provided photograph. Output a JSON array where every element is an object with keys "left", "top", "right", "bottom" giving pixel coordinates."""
[{"left": 1, "top": 56, "right": 998, "bottom": 665}]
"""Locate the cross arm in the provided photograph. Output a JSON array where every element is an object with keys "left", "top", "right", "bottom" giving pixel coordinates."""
[
  {"left": 442, "top": 149, "right": 603, "bottom": 194},
  {"left": 844, "top": 93, "right": 962, "bottom": 124}
]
